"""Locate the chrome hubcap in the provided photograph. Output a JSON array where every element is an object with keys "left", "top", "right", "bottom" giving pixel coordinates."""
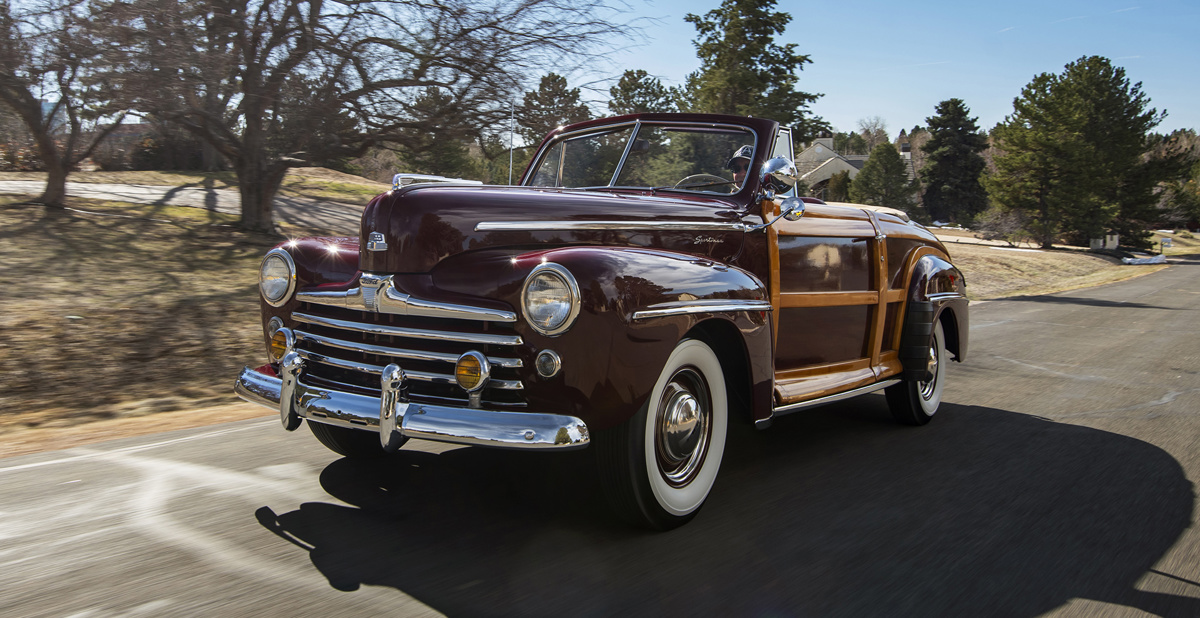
[
  {"left": 919, "top": 340, "right": 940, "bottom": 401},
  {"left": 655, "top": 368, "right": 710, "bottom": 487}
]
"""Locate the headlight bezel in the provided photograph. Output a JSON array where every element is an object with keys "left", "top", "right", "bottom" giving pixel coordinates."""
[
  {"left": 521, "top": 262, "right": 581, "bottom": 337},
  {"left": 259, "top": 248, "right": 297, "bottom": 307}
]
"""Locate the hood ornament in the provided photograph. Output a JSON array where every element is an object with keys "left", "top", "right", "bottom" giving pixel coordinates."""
[{"left": 366, "top": 232, "right": 388, "bottom": 252}]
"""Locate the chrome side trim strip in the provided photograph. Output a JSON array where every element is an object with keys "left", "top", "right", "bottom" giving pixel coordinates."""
[
  {"left": 632, "top": 299, "right": 773, "bottom": 321},
  {"left": 297, "top": 274, "right": 517, "bottom": 323},
  {"left": 297, "top": 349, "right": 524, "bottom": 390},
  {"left": 294, "top": 330, "right": 522, "bottom": 368},
  {"left": 235, "top": 367, "right": 588, "bottom": 450},
  {"left": 771, "top": 379, "right": 901, "bottom": 417},
  {"left": 474, "top": 220, "right": 747, "bottom": 233},
  {"left": 926, "top": 292, "right": 967, "bottom": 302},
  {"left": 292, "top": 312, "right": 524, "bottom": 346}
]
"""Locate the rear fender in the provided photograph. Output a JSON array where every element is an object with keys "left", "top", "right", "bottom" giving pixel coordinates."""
[{"left": 899, "top": 254, "right": 969, "bottom": 380}]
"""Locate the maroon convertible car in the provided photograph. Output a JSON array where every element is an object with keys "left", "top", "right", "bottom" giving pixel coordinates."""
[{"left": 236, "top": 113, "right": 969, "bottom": 529}]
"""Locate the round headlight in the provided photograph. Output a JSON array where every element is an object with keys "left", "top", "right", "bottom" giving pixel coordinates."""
[
  {"left": 259, "top": 249, "right": 296, "bottom": 306},
  {"left": 521, "top": 263, "right": 580, "bottom": 336}
]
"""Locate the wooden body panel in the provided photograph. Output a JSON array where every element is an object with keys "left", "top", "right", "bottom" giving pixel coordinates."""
[{"left": 764, "top": 202, "right": 950, "bottom": 407}]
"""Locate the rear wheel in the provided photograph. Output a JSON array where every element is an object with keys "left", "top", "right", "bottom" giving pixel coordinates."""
[
  {"left": 595, "top": 339, "right": 728, "bottom": 530},
  {"left": 308, "top": 421, "right": 403, "bottom": 458},
  {"left": 886, "top": 320, "right": 946, "bottom": 425}
]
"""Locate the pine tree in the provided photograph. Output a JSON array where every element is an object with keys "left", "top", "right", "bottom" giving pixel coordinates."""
[
  {"left": 849, "top": 143, "right": 916, "bottom": 211},
  {"left": 516, "top": 73, "right": 592, "bottom": 145},
  {"left": 393, "top": 89, "right": 480, "bottom": 179},
  {"left": 826, "top": 170, "right": 851, "bottom": 202},
  {"left": 681, "top": 0, "right": 827, "bottom": 141},
  {"left": 920, "top": 99, "right": 988, "bottom": 223},
  {"left": 988, "top": 56, "right": 1165, "bottom": 248},
  {"left": 608, "top": 70, "right": 675, "bottom": 115}
]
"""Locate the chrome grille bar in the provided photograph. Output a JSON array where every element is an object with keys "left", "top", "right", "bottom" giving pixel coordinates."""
[
  {"left": 295, "top": 330, "right": 523, "bottom": 368},
  {"left": 298, "top": 350, "right": 524, "bottom": 391},
  {"left": 293, "top": 312, "right": 523, "bottom": 346}
]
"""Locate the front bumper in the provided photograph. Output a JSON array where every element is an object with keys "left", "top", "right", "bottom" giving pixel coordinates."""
[{"left": 235, "top": 363, "right": 590, "bottom": 450}]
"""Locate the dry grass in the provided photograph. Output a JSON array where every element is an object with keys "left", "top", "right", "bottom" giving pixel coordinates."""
[
  {"left": 945, "top": 243, "right": 1170, "bottom": 300},
  {"left": 0, "top": 195, "right": 279, "bottom": 434},
  {"left": 0, "top": 168, "right": 390, "bottom": 203},
  {"left": 1154, "top": 230, "right": 1200, "bottom": 256}
]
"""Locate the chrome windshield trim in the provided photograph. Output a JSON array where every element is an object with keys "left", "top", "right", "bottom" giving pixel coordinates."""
[
  {"left": 474, "top": 220, "right": 748, "bottom": 233},
  {"left": 297, "top": 274, "right": 517, "bottom": 323},
  {"left": 520, "top": 119, "right": 762, "bottom": 187},
  {"left": 631, "top": 299, "right": 773, "bottom": 321},
  {"left": 294, "top": 330, "right": 522, "bottom": 368},
  {"left": 608, "top": 119, "right": 643, "bottom": 186},
  {"left": 292, "top": 312, "right": 524, "bottom": 346},
  {"left": 297, "top": 350, "right": 524, "bottom": 390}
]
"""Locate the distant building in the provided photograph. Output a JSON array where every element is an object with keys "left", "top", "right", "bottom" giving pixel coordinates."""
[
  {"left": 794, "top": 137, "right": 917, "bottom": 200},
  {"left": 793, "top": 137, "right": 866, "bottom": 198}
]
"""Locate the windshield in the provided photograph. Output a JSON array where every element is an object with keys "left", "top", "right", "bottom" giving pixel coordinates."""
[{"left": 526, "top": 122, "right": 759, "bottom": 195}]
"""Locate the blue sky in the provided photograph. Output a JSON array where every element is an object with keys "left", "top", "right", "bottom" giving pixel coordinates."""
[{"left": 592, "top": 0, "right": 1199, "bottom": 137}]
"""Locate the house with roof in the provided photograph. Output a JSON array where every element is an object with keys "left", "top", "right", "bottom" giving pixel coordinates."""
[{"left": 794, "top": 137, "right": 918, "bottom": 201}]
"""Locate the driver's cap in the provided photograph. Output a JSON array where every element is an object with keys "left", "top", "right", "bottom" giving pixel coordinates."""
[{"left": 727, "top": 145, "right": 753, "bottom": 170}]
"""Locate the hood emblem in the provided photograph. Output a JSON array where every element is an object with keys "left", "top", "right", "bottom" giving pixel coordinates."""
[{"left": 366, "top": 232, "right": 388, "bottom": 252}]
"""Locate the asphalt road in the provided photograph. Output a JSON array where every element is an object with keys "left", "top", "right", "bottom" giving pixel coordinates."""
[
  {"left": 0, "top": 181, "right": 364, "bottom": 235},
  {"left": 2, "top": 257, "right": 1199, "bottom": 617}
]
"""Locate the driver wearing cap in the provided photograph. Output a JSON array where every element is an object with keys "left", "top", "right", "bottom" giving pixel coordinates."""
[{"left": 727, "top": 145, "right": 753, "bottom": 189}]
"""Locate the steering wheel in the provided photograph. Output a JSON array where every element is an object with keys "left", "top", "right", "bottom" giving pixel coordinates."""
[{"left": 674, "top": 174, "right": 736, "bottom": 193}]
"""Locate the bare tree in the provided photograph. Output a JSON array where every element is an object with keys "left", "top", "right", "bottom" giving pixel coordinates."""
[
  {"left": 0, "top": 0, "right": 126, "bottom": 206},
  {"left": 856, "top": 115, "right": 888, "bottom": 153},
  {"left": 88, "top": 0, "right": 629, "bottom": 232}
]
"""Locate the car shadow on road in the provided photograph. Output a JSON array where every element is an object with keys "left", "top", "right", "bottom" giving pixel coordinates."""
[
  {"left": 256, "top": 399, "right": 1196, "bottom": 617},
  {"left": 1004, "top": 295, "right": 1183, "bottom": 310}
]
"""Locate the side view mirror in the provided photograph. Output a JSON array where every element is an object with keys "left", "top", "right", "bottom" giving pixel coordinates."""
[
  {"left": 745, "top": 196, "right": 805, "bottom": 232},
  {"left": 780, "top": 196, "right": 805, "bottom": 221},
  {"left": 759, "top": 156, "right": 800, "bottom": 198}
]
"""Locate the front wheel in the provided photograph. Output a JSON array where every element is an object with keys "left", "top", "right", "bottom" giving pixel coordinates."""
[
  {"left": 595, "top": 339, "right": 728, "bottom": 530},
  {"left": 886, "top": 320, "right": 947, "bottom": 425}
]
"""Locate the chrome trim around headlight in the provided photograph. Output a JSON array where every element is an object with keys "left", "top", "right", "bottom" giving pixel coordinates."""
[
  {"left": 260, "top": 248, "right": 297, "bottom": 307},
  {"left": 521, "top": 262, "right": 581, "bottom": 337}
]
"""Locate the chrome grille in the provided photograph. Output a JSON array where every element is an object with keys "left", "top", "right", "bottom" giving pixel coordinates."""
[{"left": 291, "top": 303, "right": 527, "bottom": 408}]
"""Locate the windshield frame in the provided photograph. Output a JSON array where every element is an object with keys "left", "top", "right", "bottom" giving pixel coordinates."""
[{"left": 519, "top": 118, "right": 767, "bottom": 199}]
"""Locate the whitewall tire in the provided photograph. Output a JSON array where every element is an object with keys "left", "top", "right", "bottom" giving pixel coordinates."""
[{"left": 596, "top": 338, "right": 728, "bottom": 529}]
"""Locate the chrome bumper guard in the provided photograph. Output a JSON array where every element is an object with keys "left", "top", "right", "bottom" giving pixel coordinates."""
[{"left": 235, "top": 360, "right": 589, "bottom": 451}]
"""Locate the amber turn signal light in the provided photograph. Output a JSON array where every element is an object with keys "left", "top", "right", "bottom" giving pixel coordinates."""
[
  {"left": 270, "top": 330, "right": 289, "bottom": 361},
  {"left": 455, "top": 351, "right": 490, "bottom": 392}
]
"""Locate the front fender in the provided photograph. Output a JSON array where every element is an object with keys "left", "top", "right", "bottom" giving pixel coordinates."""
[
  {"left": 431, "top": 246, "right": 770, "bottom": 432},
  {"left": 258, "top": 237, "right": 361, "bottom": 353}
]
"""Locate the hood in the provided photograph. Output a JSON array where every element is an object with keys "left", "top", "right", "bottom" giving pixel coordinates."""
[{"left": 359, "top": 185, "right": 750, "bottom": 273}]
